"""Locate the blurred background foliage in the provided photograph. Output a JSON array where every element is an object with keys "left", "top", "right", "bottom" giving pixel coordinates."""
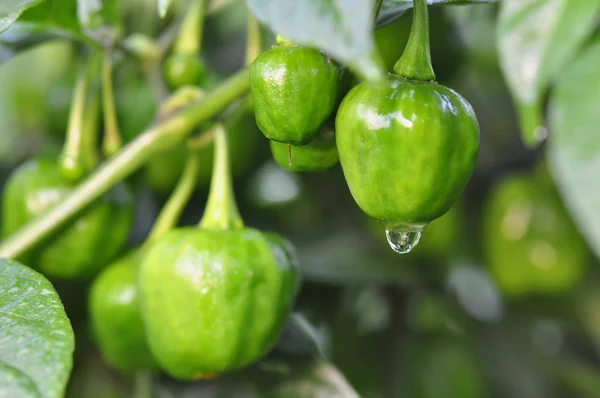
[{"left": 2, "top": 1, "right": 600, "bottom": 397}]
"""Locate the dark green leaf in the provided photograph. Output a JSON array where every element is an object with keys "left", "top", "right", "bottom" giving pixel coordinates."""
[
  {"left": 498, "top": 0, "right": 600, "bottom": 147},
  {"left": 377, "top": 0, "right": 499, "bottom": 27},
  {"left": 0, "top": 0, "right": 45, "bottom": 33},
  {"left": 0, "top": 259, "right": 75, "bottom": 398},
  {"left": 246, "top": 0, "right": 386, "bottom": 81},
  {"left": 548, "top": 37, "right": 600, "bottom": 261}
]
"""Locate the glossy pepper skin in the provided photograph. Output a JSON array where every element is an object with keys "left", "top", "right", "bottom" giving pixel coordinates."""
[
  {"left": 483, "top": 173, "right": 588, "bottom": 298},
  {"left": 139, "top": 228, "right": 299, "bottom": 379},
  {"left": 1, "top": 158, "right": 134, "bottom": 278},
  {"left": 163, "top": 53, "right": 206, "bottom": 89},
  {"left": 336, "top": 75, "right": 479, "bottom": 228},
  {"left": 250, "top": 45, "right": 340, "bottom": 144},
  {"left": 89, "top": 249, "right": 156, "bottom": 372},
  {"left": 270, "top": 127, "right": 339, "bottom": 172}
]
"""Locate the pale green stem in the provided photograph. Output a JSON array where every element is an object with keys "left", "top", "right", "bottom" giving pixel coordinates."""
[
  {"left": 199, "top": 123, "right": 244, "bottom": 230},
  {"left": 393, "top": 0, "right": 436, "bottom": 81},
  {"left": 102, "top": 46, "right": 122, "bottom": 157}
]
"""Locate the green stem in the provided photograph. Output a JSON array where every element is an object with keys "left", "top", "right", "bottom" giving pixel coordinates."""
[
  {"left": 0, "top": 69, "right": 250, "bottom": 259},
  {"left": 59, "top": 60, "right": 91, "bottom": 182},
  {"left": 373, "top": 0, "right": 383, "bottom": 19},
  {"left": 102, "top": 46, "right": 122, "bottom": 158},
  {"left": 245, "top": 12, "right": 261, "bottom": 66},
  {"left": 133, "top": 371, "right": 153, "bottom": 398},
  {"left": 199, "top": 123, "right": 244, "bottom": 230},
  {"left": 81, "top": 92, "right": 100, "bottom": 172},
  {"left": 393, "top": 0, "right": 436, "bottom": 81},
  {"left": 146, "top": 151, "right": 201, "bottom": 243},
  {"left": 174, "top": 0, "right": 207, "bottom": 55}
]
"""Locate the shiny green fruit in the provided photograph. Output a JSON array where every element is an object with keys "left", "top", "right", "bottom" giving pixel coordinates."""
[
  {"left": 89, "top": 249, "right": 156, "bottom": 372},
  {"left": 139, "top": 228, "right": 299, "bottom": 379},
  {"left": 163, "top": 53, "right": 206, "bottom": 89},
  {"left": 1, "top": 158, "right": 134, "bottom": 278},
  {"left": 270, "top": 127, "right": 338, "bottom": 172},
  {"left": 483, "top": 173, "right": 588, "bottom": 298},
  {"left": 250, "top": 45, "right": 340, "bottom": 144},
  {"left": 336, "top": 75, "right": 479, "bottom": 229}
]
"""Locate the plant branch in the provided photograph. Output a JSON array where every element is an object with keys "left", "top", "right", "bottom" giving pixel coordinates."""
[{"left": 0, "top": 69, "right": 250, "bottom": 259}]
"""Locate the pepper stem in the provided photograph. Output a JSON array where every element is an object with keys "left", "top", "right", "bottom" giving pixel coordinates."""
[
  {"left": 102, "top": 46, "right": 122, "bottom": 158},
  {"left": 245, "top": 12, "right": 261, "bottom": 66},
  {"left": 174, "top": 0, "right": 207, "bottom": 55},
  {"left": 59, "top": 55, "right": 98, "bottom": 182},
  {"left": 147, "top": 151, "right": 201, "bottom": 243},
  {"left": 393, "top": 0, "right": 436, "bottom": 81},
  {"left": 199, "top": 123, "right": 244, "bottom": 230}
]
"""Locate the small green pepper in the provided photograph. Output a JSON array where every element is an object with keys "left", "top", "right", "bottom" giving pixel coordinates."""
[
  {"left": 139, "top": 124, "right": 299, "bottom": 379},
  {"left": 483, "top": 172, "right": 588, "bottom": 298},
  {"left": 90, "top": 152, "right": 202, "bottom": 373},
  {"left": 270, "top": 126, "right": 339, "bottom": 172},
  {"left": 250, "top": 45, "right": 340, "bottom": 144},
  {"left": 89, "top": 250, "right": 156, "bottom": 372},
  {"left": 336, "top": 0, "right": 479, "bottom": 253},
  {"left": 163, "top": 53, "right": 206, "bottom": 89},
  {"left": 1, "top": 158, "right": 133, "bottom": 278}
]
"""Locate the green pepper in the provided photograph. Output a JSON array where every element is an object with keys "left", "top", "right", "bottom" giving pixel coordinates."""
[
  {"left": 336, "top": 0, "right": 479, "bottom": 253},
  {"left": 250, "top": 45, "right": 340, "bottom": 144},
  {"left": 1, "top": 158, "right": 133, "bottom": 278},
  {"left": 270, "top": 126, "right": 339, "bottom": 172},
  {"left": 89, "top": 250, "right": 156, "bottom": 372},
  {"left": 89, "top": 152, "right": 202, "bottom": 373},
  {"left": 139, "top": 124, "right": 299, "bottom": 379},
  {"left": 163, "top": 0, "right": 208, "bottom": 89},
  {"left": 163, "top": 53, "right": 207, "bottom": 89},
  {"left": 483, "top": 172, "right": 588, "bottom": 298}
]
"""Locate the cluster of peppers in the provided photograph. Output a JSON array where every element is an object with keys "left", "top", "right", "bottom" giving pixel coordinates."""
[{"left": 250, "top": 0, "right": 480, "bottom": 253}]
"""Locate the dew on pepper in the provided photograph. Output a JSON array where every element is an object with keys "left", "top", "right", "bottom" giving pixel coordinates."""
[{"left": 385, "top": 225, "right": 423, "bottom": 254}]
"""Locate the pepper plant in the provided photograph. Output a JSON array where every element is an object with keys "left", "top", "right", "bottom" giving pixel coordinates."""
[{"left": 3, "top": 0, "right": 600, "bottom": 397}]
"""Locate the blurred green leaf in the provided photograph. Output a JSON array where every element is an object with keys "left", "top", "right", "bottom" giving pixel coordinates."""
[
  {"left": 498, "top": 0, "right": 600, "bottom": 147},
  {"left": 246, "top": 0, "right": 386, "bottom": 81},
  {"left": 0, "top": 0, "right": 45, "bottom": 33},
  {"left": 377, "top": 0, "right": 498, "bottom": 27},
  {"left": 548, "top": 36, "right": 600, "bottom": 260},
  {"left": 0, "top": 259, "right": 74, "bottom": 398}
]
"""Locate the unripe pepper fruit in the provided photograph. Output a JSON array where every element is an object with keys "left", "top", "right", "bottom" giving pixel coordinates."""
[
  {"left": 138, "top": 124, "right": 300, "bottom": 379},
  {"left": 270, "top": 125, "right": 339, "bottom": 172},
  {"left": 250, "top": 44, "right": 340, "bottom": 144},
  {"left": 1, "top": 158, "right": 133, "bottom": 278},
  {"left": 335, "top": 0, "right": 479, "bottom": 253}
]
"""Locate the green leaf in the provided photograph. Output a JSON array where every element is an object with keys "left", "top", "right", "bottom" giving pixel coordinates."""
[
  {"left": 0, "top": 259, "right": 75, "bottom": 398},
  {"left": 498, "top": 0, "right": 600, "bottom": 147},
  {"left": 548, "top": 37, "right": 600, "bottom": 261},
  {"left": 246, "top": 0, "right": 386, "bottom": 81},
  {"left": 0, "top": 0, "right": 45, "bottom": 33},
  {"left": 377, "top": 0, "right": 499, "bottom": 27},
  {"left": 18, "top": 0, "right": 84, "bottom": 41}
]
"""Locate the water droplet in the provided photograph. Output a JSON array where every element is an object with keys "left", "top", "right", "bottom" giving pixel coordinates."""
[{"left": 385, "top": 225, "right": 423, "bottom": 254}]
